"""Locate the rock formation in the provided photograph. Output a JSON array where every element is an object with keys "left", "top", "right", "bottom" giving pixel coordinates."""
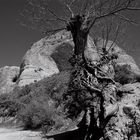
[
  {"left": 105, "top": 83, "right": 140, "bottom": 139},
  {"left": 16, "top": 30, "right": 140, "bottom": 87},
  {"left": 0, "top": 66, "right": 19, "bottom": 94},
  {"left": 0, "top": 30, "right": 139, "bottom": 89},
  {"left": 17, "top": 31, "right": 73, "bottom": 86}
]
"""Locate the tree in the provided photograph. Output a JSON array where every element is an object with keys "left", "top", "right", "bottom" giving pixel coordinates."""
[
  {"left": 22, "top": 0, "right": 140, "bottom": 140},
  {"left": 22, "top": 0, "right": 139, "bottom": 60}
]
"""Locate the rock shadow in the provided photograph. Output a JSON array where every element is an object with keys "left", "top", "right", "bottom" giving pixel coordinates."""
[{"left": 45, "top": 129, "right": 84, "bottom": 140}]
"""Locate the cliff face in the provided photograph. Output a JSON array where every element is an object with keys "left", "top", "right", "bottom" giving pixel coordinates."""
[{"left": 0, "top": 66, "right": 19, "bottom": 94}]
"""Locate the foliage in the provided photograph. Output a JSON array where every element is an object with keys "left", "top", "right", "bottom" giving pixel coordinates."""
[
  {"left": 51, "top": 43, "right": 73, "bottom": 71},
  {"left": 18, "top": 97, "right": 55, "bottom": 129},
  {"left": 114, "top": 64, "right": 135, "bottom": 85},
  {"left": 0, "top": 70, "right": 71, "bottom": 130}
]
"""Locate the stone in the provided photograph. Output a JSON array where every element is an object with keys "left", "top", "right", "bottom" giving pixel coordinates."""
[
  {"left": 17, "top": 31, "right": 73, "bottom": 86},
  {"left": 0, "top": 66, "right": 19, "bottom": 94},
  {"left": 105, "top": 83, "right": 140, "bottom": 139}
]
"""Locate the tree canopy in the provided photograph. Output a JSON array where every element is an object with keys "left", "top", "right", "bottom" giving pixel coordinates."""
[{"left": 22, "top": 0, "right": 140, "bottom": 57}]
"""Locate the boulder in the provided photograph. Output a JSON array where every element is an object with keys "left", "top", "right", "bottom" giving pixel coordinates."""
[
  {"left": 0, "top": 66, "right": 19, "bottom": 94},
  {"left": 105, "top": 83, "right": 140, "bottom": 139}
]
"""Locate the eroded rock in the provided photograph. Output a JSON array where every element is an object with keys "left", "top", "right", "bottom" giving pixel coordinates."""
[
  {"left": 16, "top": 31, "right": 140, "bottom": 87},
  {"left": 17, "top": 31, "right": 73, "bottom": 86},
  {"left": 105, "top": 83, "right": 140, "bottom": 139},
  {"left": 0, "top": 66, "right": 19, "bottom": 94}
]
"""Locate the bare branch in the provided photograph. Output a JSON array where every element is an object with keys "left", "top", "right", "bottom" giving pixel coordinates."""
[
  {"left": 64, "top": 2, "right": 74, "bottom": 17},
  {"left": 126, "top": 7, "right": 140, "bottom": 10},
  {"left": 45, "top": 27, "right": 66, "bottom": 35},
  {"left": 88, "top": 0, "right": 140, "bottom": 31},
  {"left": 103, "top": 20, "right": 113, "bottom": 50},
  {"left": 114, "top": 13, "right": 138, "bottom": 25},
  {"left": 69, "top": 0, "right": 77, "bottom": 7},
  {"left": 108, "top": 23, "right": 121, "bottom": 52},
  {"left": 82, "top": 80, "right": 102, "bottom": 93},
  {"left": 46, "top": 6, "right": 68, "bottom": 23},
  {"left": 81, "top": 0, "right": 91, "bottom": 14}
]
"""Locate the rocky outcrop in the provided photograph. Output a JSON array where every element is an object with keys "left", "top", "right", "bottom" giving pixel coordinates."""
[
  {"left": 17, "top": 31, "right": 73, "bottom": 86},
  {"left": 0, "top": 66, "right": 19, "bottom": 94},
  {"left": 104, "top": 83, "right": 140, "bottom": 139},
  {"left": 96, "top": 39, "right": 140, "bottom": 75},
  {"left": 17, "top": 31, "right": 140, "bottom": 87}
]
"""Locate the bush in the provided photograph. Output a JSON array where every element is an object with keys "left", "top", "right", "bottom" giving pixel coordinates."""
[
  {"left": 0, "top": 70, "right": 71, "bottom": 130},
  {"left": 114, "top": 64, "right": 135, "bottom": 85},
  {"left": 0, "top": 93, "right": 20, "bottom": 117},
  {"left": 18, "top": 97, "right": 55, "bottom": 129}
]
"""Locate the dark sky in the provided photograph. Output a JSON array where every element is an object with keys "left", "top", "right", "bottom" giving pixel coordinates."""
[
  {"left": 0, "top": 0, "right": 42, "bottom": 67},
  {"left": 0, "top": 0, "right": 140, "bottom": 68}
]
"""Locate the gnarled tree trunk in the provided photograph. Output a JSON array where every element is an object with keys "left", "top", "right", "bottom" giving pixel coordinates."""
[{"left": 67, "top": 15, "right": 89, "bottom": 61}]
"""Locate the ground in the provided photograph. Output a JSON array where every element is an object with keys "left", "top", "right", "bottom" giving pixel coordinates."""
[{"left": 0, "top": 127, "right": 45, "bottom": 140}]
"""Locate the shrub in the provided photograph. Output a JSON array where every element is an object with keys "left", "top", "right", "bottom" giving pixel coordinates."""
[
  {"left": 0, "top": 93, "right": 20, "bottom": 117},
  {"left": 18, "top": 97, "right": 55, "bottom": 129},
  {"left": 0, "top": 70, "right": 71, "bottom": 130},
  {"left": 114, "top": 64, "right": 135, "bottom": 85}
]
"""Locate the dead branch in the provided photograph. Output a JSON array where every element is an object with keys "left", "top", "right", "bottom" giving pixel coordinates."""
[
  {"left": 107, "top": 23, "right": 121, "bottom": 52},
  {"left": 46, "top": 6, "right": 68, "bottom": 23},
  {"left": 88, "top": 0, "right": 140, "bottom": 31},
  {"left": 82, "top": 80, "right": 102, "bottom": 94},
  {"left": 45, "top": 27, "right": 66, "bottom": 35},
  {"left": 69, "top": 0, "right": 77, "bottom": 7},
  {"left": 64, "top": 2, "right": 74, "bottom": 18},
  {"left": 114, "top": 13, "right": 139, "bottom": 25}
]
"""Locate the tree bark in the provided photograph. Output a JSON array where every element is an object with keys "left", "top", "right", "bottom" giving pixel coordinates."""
[
  {"left": 67, "top": 15, "right": 89, "bottom": 60},
  {"left": 72, "top": 30, "right": 88, "bottom": 56}
]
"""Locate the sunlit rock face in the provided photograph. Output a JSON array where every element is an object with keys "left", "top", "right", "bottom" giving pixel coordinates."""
[
  {"left": 0, "top": 66, "right": 19, "bottom": 94},
  {"left": 104, "top": 83, "right": 140, "bottom": 139},
  {"left": 96, "top": 39, "right": 140, "bottom": 75},
  {"left": 17, "top": 31, "right": 73, "bottom": 86},
  {"left": 17, "top": 31, "right": 98, "bottom": 87}
]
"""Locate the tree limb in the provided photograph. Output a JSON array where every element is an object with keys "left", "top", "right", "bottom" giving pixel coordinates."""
[
  {"left": 45, "top": 27, "right": 66, "bottom": 36},
  {"left": 64, "top": 2, "right": 74, "bottom": 18},
  {"left": 114, "top": 13, "right": 138, "bottom": 25},
  {"left": 69, "top": 0, "right": 77, "bottom": 7},
  {"left": 88, "top": 2, "right": 140, "bottom": 31},
  {"left": 126, "top": 7, "right": 140, "bottom": 10},
  {"left": 82, "top": 81, "right": 102, "bottom": 94},
  {"left": 46, "top": 6, "right": 68, "bottom": 23}
]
